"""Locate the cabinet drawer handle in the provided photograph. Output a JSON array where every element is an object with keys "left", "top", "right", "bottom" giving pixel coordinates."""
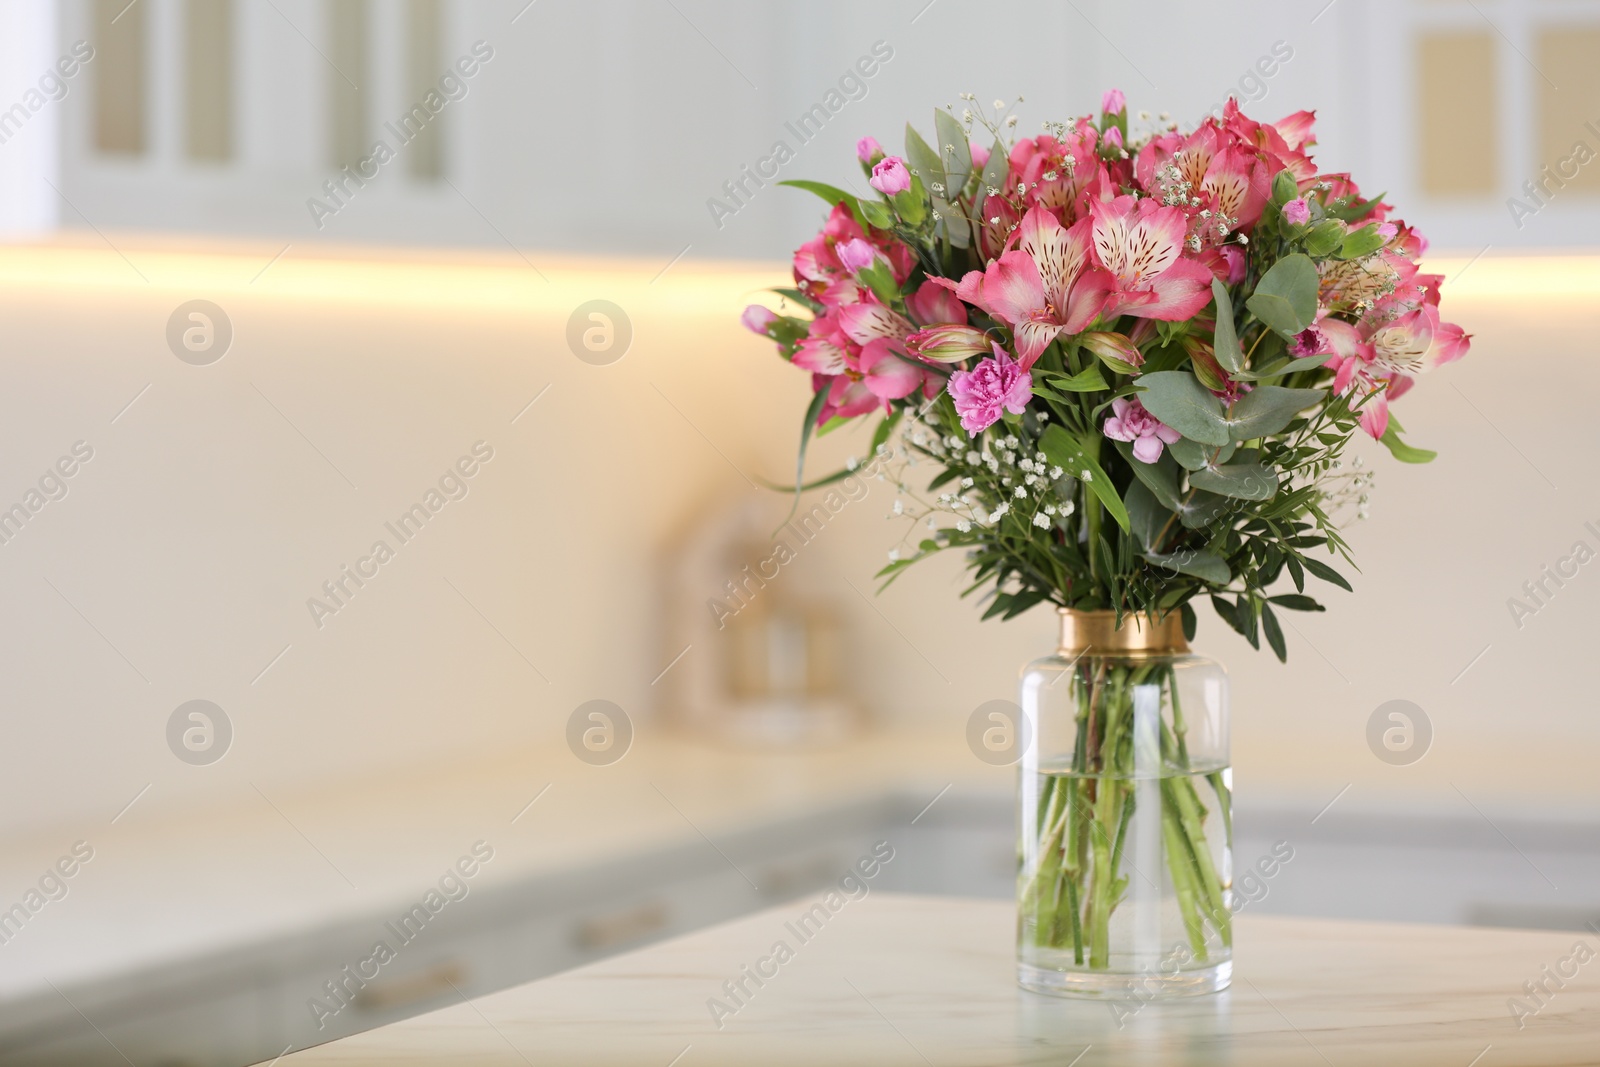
[
  {"left": 352, "top": 961, "right": 465, "bottom": 1013},
  {"left": 574, "top": 901, "right": 668, "bottom": 951}
]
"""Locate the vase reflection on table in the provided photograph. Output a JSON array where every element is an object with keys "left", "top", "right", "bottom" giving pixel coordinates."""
[{"left": 1017, "top": 609, "right": 1231, "bottom": 998}]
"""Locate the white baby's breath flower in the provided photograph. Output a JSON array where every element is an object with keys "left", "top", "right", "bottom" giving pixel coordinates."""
[
  {"left": 1050, "top": 465, "right": 1064, "bottom": 479},
  {"left": 1014, "top": 486, "right": 1027, "bottom": 498},
  {"left": 1032, "top": 512, "right": 1051, "bottom": 529},
  {"left": 956, "top": 520, "right": 972, "bottom": 533},
  {"left": 846, "top": 456, "right": 859, "bottom": 471}
]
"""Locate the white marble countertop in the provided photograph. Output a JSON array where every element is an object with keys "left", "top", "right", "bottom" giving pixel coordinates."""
[{"left": 273, "top": 892, "right": 1600, "bottom": 1066}]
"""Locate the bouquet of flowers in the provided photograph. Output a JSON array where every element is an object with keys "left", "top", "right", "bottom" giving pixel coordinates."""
[{"left": 743, "top": 91, "right": 1469, "bottom": 657}]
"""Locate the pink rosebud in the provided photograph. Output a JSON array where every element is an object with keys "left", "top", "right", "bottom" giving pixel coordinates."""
[
  {"left": 741, "top": 305, "right": 777, "bottom": 334},
  {"left": 835, "top": 238, "right": 877, "bottom": 273},
  {"left": 969, "top": 140, "right": 990, "bottom": 169},
  {"left": 1103, "top": 396, "right": 1180, "bottom": 464},
  {"left": 856, "top": 135, "right": 884, "bottom": 164},
  {"left": 947, "top": 343, "right": 1032, "bottom": 436},
  {"left": 1101, "top": 88, "right": 1126, "bottom": 115},
  {"left": 869, "top": 156, "right": 912, "bottom": 196},
  {"left": 1283, "top": 197, "right": 1311, "bottom": 225}
]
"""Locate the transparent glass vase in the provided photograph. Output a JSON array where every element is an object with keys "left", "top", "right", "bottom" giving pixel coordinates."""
[{"left": 1017, "top": 609, "right": 1232, "bottom": 998}]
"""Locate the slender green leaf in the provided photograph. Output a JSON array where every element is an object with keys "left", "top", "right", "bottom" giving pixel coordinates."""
[
  {"left": 1304, "top": 219, "right": 1346, "bottom": 256},
  {"left": 1261, "top": 602, "right": 1288, "bottom": 662},
  {"left": 1046, "top": 365, "right": 1110, "bottom": 392},
  {"left": 1338, "top": 223, "right": 1386, "bottom": 260},
  {"left": 1040, "top": 424, "right": 1130, "bottom": 532},
  {"left": 778, "top": 180, "right": 867, "bottom": 229},
  {"left": 1380, "top": 425, "right": 1437, "bottom": 463},
  {"left": 1300, "top": 555, "right": 1353, "bottom": 592},
  {"left": 1268, "top": 594, "right": 1325, "bottom": 612}
]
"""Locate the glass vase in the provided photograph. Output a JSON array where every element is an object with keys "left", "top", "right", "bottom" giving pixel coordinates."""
[{"left": 1016, "top": 609, "right": 1232, "bottom": 998}]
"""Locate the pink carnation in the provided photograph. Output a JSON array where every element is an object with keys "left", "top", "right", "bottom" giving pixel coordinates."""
[
  {"left": 1101, "top": 88, "right": 1126, "bottom": 115},
  {"left": 869, "top": 156, "right": 911, "bottom": 196},
  {"left": 947, "top": 344, "right": 1032, "bottom": 436},
  {"left": 856, "top": 136, "right": 884, "bottom": 164},
  {"left": 1103, "top": 396, "right": 1180, "bottom": 463},
  {"left": 1283, "top": 197, "right": 1311, "bottom": 225}
]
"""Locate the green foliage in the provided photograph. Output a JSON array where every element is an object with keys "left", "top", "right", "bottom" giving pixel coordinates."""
[{"left": 1245, "top": 253, "right": 1320, "bottom": 338}]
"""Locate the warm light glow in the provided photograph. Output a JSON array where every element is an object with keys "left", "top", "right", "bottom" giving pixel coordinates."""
[
  {"left": 1, "top": 239, "right": 1595, "bottom": 312},
  {"left": 1423, "top": 252, "right": 1600, "bottom": 301},
  {"left": 0, "top": 239, "right": 790, "bottom": 319}
]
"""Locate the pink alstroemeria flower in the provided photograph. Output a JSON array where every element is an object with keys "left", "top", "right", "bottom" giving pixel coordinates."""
[
  {"left": 948, "top": 343, "right": 1033, "bottom": 436},
  {"left": 904, "top": 277, "right": 967, "bottom": 326},
  {"left": 870, "top": 156, "right": 911, "bottom": 195},
  {"left": 1103, "top": 396, "right": 1181, "bottom": 463},
  {"left": 934, "top": 206, "right": 1113, "bottom": 369},
  {"left": 1091, "top": 195, "right": 1215, "bottom": 321},
  {"left": 969, "top": 140, "right": 991, "bottom": 169}
]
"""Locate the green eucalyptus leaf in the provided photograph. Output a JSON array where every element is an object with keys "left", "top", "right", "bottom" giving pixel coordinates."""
[
  {"left": 1124, "top": 479, "right": 1171, "bottom": 551},
  {"left": 932, "top": 108, "right": 972, "bottom": 193},
  {"left": 1134, "top": 371, "right": 1230, "bottom": 446},
  {"left": 1177, "top": 488, "right": 1233, "bottom": 529},
  {"left": 1380, "top": 425, "right": 1437, "bottom": 463},
  {"left": 1040, "top": 425, "right": 1130, "bottom": 532},
  {"left": 1167, "top": 437, "right": 1237, "bottom": 471},
  {"left": 1224, "top": 385, "right": 1324, "bottom": 440},
  {"left": 904, "top": 124, "right": 945, "bottom": 192},
  {"left": 1187, "top": 460, "right": 1279, "bottom": 500},
  {"left": 1210, "top": 279, "right": 1244, "bottom": 374},
  {"left": 1245, "top": 253, "right": 1319, "bottom": 338},
  {"left": 1143, "top": 548, "right": 1231, "bottom": 585},
  {"left": 1112, "top": 441, "right": 1183, "bottom": 512},
  {"left": 978, "top": 137, "right": 1008, "bottom": 197}
]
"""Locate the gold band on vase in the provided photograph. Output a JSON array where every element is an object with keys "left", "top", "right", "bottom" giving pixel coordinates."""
[{"left": 1057, "top": 609, "right": 1188, "bottom": 656}]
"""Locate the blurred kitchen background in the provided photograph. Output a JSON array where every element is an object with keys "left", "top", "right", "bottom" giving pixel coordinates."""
[{"left": 0, "top": 1, "right": 1597, "bottom": 1064}]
